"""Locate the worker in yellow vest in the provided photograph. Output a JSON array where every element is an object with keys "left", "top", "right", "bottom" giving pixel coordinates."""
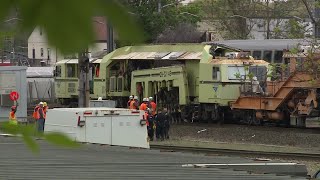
[{"left": 9, "top": 101, "right": 18, "bottom": 125}]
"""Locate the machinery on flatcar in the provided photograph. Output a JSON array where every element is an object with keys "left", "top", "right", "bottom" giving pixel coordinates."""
[
  {"left": 205, "top": 39, "right": 308, "bottom": 63},
  {"left": 231, "top": 49, "right": 320, "bottom": 128}
]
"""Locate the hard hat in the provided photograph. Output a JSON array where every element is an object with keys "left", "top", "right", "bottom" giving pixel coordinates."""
[
  {"left": 43, "top": 102, "right": 47, "bottom": 106},
  {"left": 142, "top": 98, "right": 147, "bottom": 102},
  {"left": 129, "top": 95, "right": 133, "bottom": 99},
  {"left": 145, "top": 98, "right": 149, "bottom": 102},
  {"left": 149, "top": 97, "right": 153, "bottom": 100},
  {"left": 134, "top": 96, "right": 138, "bottom": 100},
  {"left": 39, "top": 102, "right": 44, "bottom": 105},
  {"left": 252, "top": 76, "right": 258, "bottom": 81}
]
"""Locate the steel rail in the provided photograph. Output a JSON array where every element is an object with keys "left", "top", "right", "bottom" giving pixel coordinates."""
[{"left": 150, "top": 145, "right": 320, "bottom": 161}]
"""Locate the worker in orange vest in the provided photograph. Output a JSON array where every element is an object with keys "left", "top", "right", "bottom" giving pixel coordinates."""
[
  {"left": 129, "top": 96, "right": 139, "bottom": 110},
  {"left": 9, "top": 101, "right": 18, "bottom": 125},
  {"left": 139, "top": 98, "right": 149, "bottom": 111},
  {"left": 149, "top": 97, "right": 157, "bottom": 116},
  {"left": 34, "top": 102, "right": 45, "bottom": 133},
  {"left": 127, "top": 95, "right": 133, "bottom": 108}
]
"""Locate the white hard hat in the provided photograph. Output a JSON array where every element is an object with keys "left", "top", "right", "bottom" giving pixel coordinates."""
[
  {"left": 39, "top": 102, "right": 44, "bottom": 105},
  {"left": 143, "top": 98, "right": 147, "bottom": 102},
  {"left": 129, "top": 95, "right": 133, "bottom": 99},
  {"left": 146, "top": 98, "right": 149, "bottom": 102},
  {"left": 253, "top": 76, "right": 258, "bottom": 81},
  {"left": 149, "top": 97, "right": 153, "bottom": 100},
  {"left": 134, "top": 96, "right": 138, "bottom": 100}
]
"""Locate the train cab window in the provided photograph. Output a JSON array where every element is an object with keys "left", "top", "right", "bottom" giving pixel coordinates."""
[
  {"left": 67, "top": 64, "right": 76, "bottom": 77},
  {"left": 263, "top": 51, "right": 272, "bottom": 62},
  {"left": 228, "top": 66, "right": 245, "bottom": 80},
  {"left": 274, "top": 51, "right": 283, "bottom": 63},
  {"left": 249, "top": 66, "right": 267, "bottom": 81},
  {"left": 55, "top": 65, "right": 61, "bottom": 77},
  {"left": 252, "top": 51, "right": 262, "bottom": 59},
  {"left": 212, "top": 67, "right": 220, "bottom": 80},
  {"left": 94, "top": 64, "right": 100, "bottom": 77}
]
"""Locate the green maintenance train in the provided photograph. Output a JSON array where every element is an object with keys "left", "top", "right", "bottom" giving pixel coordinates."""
[{"left": 54, "top": 44, "right": 269, "bottom": 123}]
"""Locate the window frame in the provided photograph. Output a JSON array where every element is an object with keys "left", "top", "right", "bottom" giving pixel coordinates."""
[{"left": 212, "top": 66, "right": 220, "bottom": 80}]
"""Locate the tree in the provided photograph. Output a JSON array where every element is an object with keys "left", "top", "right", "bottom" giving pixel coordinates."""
[
  {"left": 0, "top": 0, "right": 143, "bottom": 153},
  {"left": 156, "top": 23, "right": 203, "bottom": 43},
  {"left": 199, "top": 0, "right": 309, "bottom": 39},
  {"left": 121, "top": 0, "right": 202, "bottom": 43},
  {"left": 0, "top": 0, "right": 143, "bottom": 55}
]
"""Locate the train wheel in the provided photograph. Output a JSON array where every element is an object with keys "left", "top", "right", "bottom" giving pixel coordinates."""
[{"left": 245, "top": 110, "right": 261, "bottom": 126}]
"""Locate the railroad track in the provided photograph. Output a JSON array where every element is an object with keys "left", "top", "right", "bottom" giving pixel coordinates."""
[{"left": 150, "top": 145, "right": 320, "bottom": 161}]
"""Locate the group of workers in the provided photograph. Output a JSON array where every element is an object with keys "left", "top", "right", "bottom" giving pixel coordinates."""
[
  {"left": 32, "top": 102, "right": 48, "bottom": 132},
  {"left": 9, "top": 101, "right": 48, "bottom": 133},
  {"left": 127, "top": 96, "right": 170, "bottom": 141}
]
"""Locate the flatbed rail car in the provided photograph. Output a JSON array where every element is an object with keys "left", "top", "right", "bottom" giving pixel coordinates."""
[
  {"left": 205, "top": 39, "right": 309, "bottom": 64},
  {"left": 54, "top": 43, "right": 270, "bottom": 123},
  {"left": 231, "top": 51, "right": 320, "bottom": 128}
]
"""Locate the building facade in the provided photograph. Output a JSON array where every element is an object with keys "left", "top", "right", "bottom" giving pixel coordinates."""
[{"left": 28, "top": 17, "right": 108, "bottom": 66}]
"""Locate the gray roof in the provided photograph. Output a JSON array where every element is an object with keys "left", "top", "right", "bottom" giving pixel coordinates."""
[
  {"left": 210, "top": 39, "right": 310, "bottom": 51},
  {"left": 0, "top": 137, "right": 308, "bottom": 180},
  {"left": 27, "top": 67, "right": 54, "bottom": 78}
]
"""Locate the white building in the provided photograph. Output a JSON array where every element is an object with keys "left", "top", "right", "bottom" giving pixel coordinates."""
[
  {"left": 247, "top": 18, "right": 313, "bottom": 40},
  {"left": 28, "top": 17, "right": 108, "bottom": 66}
]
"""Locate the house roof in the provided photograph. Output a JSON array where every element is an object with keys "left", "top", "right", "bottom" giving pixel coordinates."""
[{"left": 93, "top": 16, "right": 107, "bottom": 42}]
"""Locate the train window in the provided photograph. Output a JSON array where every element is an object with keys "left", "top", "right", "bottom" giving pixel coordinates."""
[
  {"left": 212, "top": 67, "right": 220, "bottom": 80},
  {"left": 249, "top": 66, "right": 267, "bottom": 81},
  {"left": 274, "top": 51, "right": 283, "bottom": 63},
  {"left": 252, "top": 51, "right": 262, "bottom": 59},
  {"left": 263, "top": 51, "right": 272, "bottom": 62},
  {"left": 55, "top": 66, "right": 61, "bottom": 77},
  {"left": 95, "top": 64, "right": 100, "bottom": 77},
  {"left": 67, "top": 64, "right": 76, "bottom": 77},
  {"left": 228, "top": 66, "right": 245, "bottom": 80}
]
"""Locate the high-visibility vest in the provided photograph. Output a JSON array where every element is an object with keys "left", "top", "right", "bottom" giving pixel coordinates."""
[
  {"left": 43, "top": 106, "right": 48, "bottom": 119},
  {"left": 129, "top": 101, "right": 136, "bottom": 110},
  {"left": 33, "top": 106, "right": 39, "bottom": 119},
  {"left": 144, "top": 112, "right": 149, "bottom": 126},
  {"left": 140, "top": 103, "right": 147, "bottom": 111},
  {"left": 9, "top": 111, "right": 17, "bottom": 125},
  {"left": 9, "top": 111, "right": 16, "bottom": 120},
  {"left": 150, "top": 102, "right": 157, "bottom": 115}
]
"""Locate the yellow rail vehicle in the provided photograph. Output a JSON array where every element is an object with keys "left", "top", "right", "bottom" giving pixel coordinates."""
[{"left": 54, "top": 44, "right": 269, "bottom": 122}]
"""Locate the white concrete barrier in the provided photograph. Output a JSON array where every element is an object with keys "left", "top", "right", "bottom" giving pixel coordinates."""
[{"left": 44, "top": 108, "right": 149, "bottom": 149}]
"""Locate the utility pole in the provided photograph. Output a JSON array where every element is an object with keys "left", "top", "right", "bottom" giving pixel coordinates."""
[
  {"left": 158, "top": 0, "right": 162, "bottom": 13},
  {"left": 266, "top": 0, "right": 270, "bottom": 39},
  {"left": 107, "top": 22, "right": 114, "bottom": 53},
  {"left": 78, "top": 50, "right": 90, "bottom": 107}
]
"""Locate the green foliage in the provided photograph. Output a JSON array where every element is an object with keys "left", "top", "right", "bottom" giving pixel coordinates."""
[
  {"left": 247, "top": 72, "right": 254, "bottom": 80},
  {"left": 44, "top": 132, "right": 79, "bottom": 148},
  {"left": 284, "top": 19, "right": 306, "bottom": 39},
  {"left": 234, "top": 72, "right": 241, "bottom": 79},
  {"left": 121, "top": 0, "right": 202, "bottom": 43},
  {"left": 0, "top": 0, "right": 143, "bottom": 54},
  {"left": 200, "top": 0, "right": 309, "bottom": 39},
  {"left": 1, "top": 122, "right": 79, "bottom": 154}
]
